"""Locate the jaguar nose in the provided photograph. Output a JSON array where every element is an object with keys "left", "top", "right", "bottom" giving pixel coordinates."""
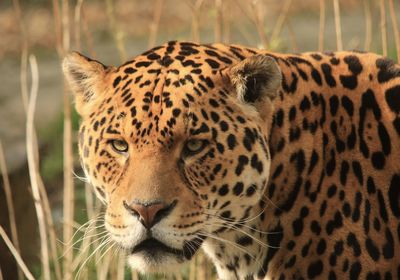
[{"left": 123, "top": 200, "right": 177, "bottom": 229}]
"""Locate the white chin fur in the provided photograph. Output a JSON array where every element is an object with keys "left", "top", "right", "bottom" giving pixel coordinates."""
[{"left": 128, "top": 253, "right": 184, "bottom": 274}]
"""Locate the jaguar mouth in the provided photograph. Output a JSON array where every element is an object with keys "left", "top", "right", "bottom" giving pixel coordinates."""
[
  {"left": 130, "top": 235, "right": 206, "bottom": 260},
  {"left": 131, "top": 238, "right": 182, "bottom": 256}
]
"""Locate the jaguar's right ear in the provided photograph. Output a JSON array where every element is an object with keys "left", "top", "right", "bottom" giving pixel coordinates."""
[{"left": 62, "top": 52, "right": 109, "bottom": 116}]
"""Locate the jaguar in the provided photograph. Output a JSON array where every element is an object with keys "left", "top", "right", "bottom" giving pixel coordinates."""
[{"left": 63, "top": 41, "right": 400, "bottom": 279}]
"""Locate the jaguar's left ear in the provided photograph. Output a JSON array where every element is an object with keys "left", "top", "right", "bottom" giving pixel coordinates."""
[{"left": 226, "top": 54, "right": 282, "bottom": 105}]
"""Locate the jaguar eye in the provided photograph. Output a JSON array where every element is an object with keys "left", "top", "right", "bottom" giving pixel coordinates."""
[
  {"left": 184, "top": 139, "right": 208, "bottom": 155},
  {"left": 110, "top": 139, "right": 129, "bottom": 153}
]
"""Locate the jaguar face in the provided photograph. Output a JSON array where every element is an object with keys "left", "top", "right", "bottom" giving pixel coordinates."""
[{"left": 62, "top": 42, "right": 281, "bottom": 273}]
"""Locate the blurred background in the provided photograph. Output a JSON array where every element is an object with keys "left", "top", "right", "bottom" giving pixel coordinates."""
[{"left": 0, "top": 0, "right": 399, "bottom": 279}]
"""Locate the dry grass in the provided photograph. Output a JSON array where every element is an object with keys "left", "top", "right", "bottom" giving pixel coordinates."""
[
  {"left": 318, "top": 0, "right": 326, "bottom": 51},
  {"left": 2, "top": 1, "right": 400, "bottom": 279},
  {"left": 0, "top": 226, "right": 35, "bottom": 280},
  {"left": 25, "top": 54, "right": 51, "bottom": 280},
  {"left": 0, "top": 142, "right": 21, "bottom": 280},
  {"left": 380, "top": 0, "right": 388, "bottom": 56},
  {"left": 333, "top": 0, "right": 343, "bottom": 51}
]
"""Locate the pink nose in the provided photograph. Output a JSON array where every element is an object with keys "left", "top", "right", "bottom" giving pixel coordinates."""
[{"left": 123, "top": 200, "right": 176, "bottom": 229}]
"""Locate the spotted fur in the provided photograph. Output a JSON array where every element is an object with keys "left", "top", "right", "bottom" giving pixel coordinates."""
[{"left": 63, "top": 41, "right": 400, "bottom": 279}]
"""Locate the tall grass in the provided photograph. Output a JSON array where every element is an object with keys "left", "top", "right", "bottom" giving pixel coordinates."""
[{"left": 1, "top": 1, "right": 400, "bottom": 279}]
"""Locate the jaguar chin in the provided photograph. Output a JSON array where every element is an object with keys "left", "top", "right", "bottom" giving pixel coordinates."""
[{"left": 127, "top": 237, "right": 203, "bottom": 273}]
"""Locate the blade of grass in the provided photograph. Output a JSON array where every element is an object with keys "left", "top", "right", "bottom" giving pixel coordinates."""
[
  {"left": 105, "top": 0, "right": 127, "bottom": 62},
  {"left": 61, "top": 0, "right": 76, "bottom": 278},
  {"left": 287, "top": 19, "right": 299, "bottom": 52},
  {"left": 74, "top": 0, "right": 84, "bottom": 50},
  {"left": 50, "top": 0, "right": 63, "bottom": 56},
  {"left": 319, "top": 0, "right": 326, "bottom": 51},
  {"left": 363, "top": 0, "right": 372, "bottom": 51},
  {"left": 333, "top": 0, "right": 343, "bottom": 51},
  {"left": 26, "top": 54, "right": 51, "bottom": 280},
  {"left": 249, "top": 0, "right": 268, "bottom": 48},
  {"left": 148, "top": 0, "right": 164, "bottom": 48},
  {"left": 380, "top": 0, "right": 388, "bottom": 56},
  {"left": 215, "top": 0, "right": 223, "bottom": 42},
  {"left": 189, "top": 255, "right": 196, "bottom": 280},
  {"left": 15, "top": 2, "right": 62, "bottom": 278},
  {"left": 270, "top": 0, "right": 292, "bottom": 44},
  {"left": 0, "top": 226, "right": 35, "bottom": 280},
  {"left": 116, "top": 252, "right": 125, "bottom": 280},
  {"left": 186, "top": 0, "right": 204, "bottom": 43},
  {"left": 0, "top": 141, "right": 21, "bottom": 279},
  {"left": 12, "top": 0, "right": 29, "bottom": 114},
  {"left": 388, "top": 0, "right": 400, "bottom": 61},
  {"left": 81, "top": 8, "right": 97, "bottom": 57}
]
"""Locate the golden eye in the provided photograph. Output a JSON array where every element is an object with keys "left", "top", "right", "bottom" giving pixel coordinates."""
[
  {"left": 184, "top": 139, "right": 207, "bottom": 154},
  {"left": 110, "top": 139, "right": 129, "bottom": 153}
]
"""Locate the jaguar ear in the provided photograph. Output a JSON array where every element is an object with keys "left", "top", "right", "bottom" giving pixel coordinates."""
[
  {"left": 227, "top": 54, "right": 282, "bottom": 104},
  {"left": 62, "top": 52, "right": 108, "bottom": 116}
]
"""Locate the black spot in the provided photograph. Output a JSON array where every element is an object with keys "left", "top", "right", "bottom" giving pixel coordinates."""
[
  {"left": 284, "top": 255, "right": 296, "bottom": 268},
  {"left": 327, "top": 184, "right": 337, "bottom": 198},
  {"left": 321, "top": 63, "right": 337, "bottom": 87},
  {"left": 340, "top": 75, "right": 358, "bottom": 89},
  {"left": 349, "top": 261, "right": 362, "bottom": 280},
  {"left": 385, "top": 85, "right": 400, "bottom": 113},
  {"left": 311, "top": 221, "right": 321, "bottom": 235},
  {"left": 124, "top": 67, "right": 137, "bottom": 74},
  {"left": 359, "top": 89, "right": 381, "bottom": 158},
  {"left": 341, "top": 96, "right": 354, "bottom": 116},
  {"left": 347, "top": 233, "right": 361, "bottom": 257},
  {"left": 377, "top": 189, "right": 389, "bottom": 223},
  {"left": 227, "top": 134, "right": 237, "bottom": 150},
  {"left": 371, "top": 152, "right": 385, "bottom": 169},
  {"left": 301, "top": 239, "right": 312, "bottom": 257},
  {"left": 218, "top": 184, "right": 229, "bottom": 196},
  {"left": 250, "top": 154, "right": 263, "bottom": 174},
  {"left": 113, "top": 76, "right": 121, "bottom": 88},
  {"left": 378, "top": 122, "right": 391, "bottom": 155},
  {"left": 209, "top": 99, "right": 219, "bottom": 108},
  {"left": 352, "top": 161, "right": 363, "bottom": 185},
  {"left": 388, "top": 174, "right": 400, "bottom": 218},
  {"left": 232, "top": 182, "right": 244, "bottom": 196},
  {"left": 366, "top": 238, "right": 380, "bottom": 261},
  {"left": 278, "top": 177, "right": 302, "bottom": 213},
  {"left": 393, "top": 117, "right": 400, "bottom": 135},
  {"left": 340, "top": 160, "right": 349, "bottom": 185},
  {"left": 289, "top": 106, "right": 297, "bottom": 121},
  {"left": 300, "top": 96, "right": 311, "bottom": 112},
  {"left": 135, "top": 61, "right": 152, "bottom": 67},
  {"left": 307, "top": 260, "right": 323, "bottom": 279},
  {"left": 292, "top": 218, "right": 303, "bottom": 236},
  {"left": 383, "top": 228, "right": 395, "bottom": 259},
  {"left": 205, "top": 59, "right": 220, "bottom": 69},
  {"left": 236, "top": 236, "right": 253, "bottom": 246},
  {"left": 235, "top": 155, "right": 249, "bottom": 176},
  {"left": 317, "top": 239, "right": 327, "bottom": 255},
  {"left": 282, "top": 72, "right": 299, "bottom": 93},
  {"left": 366, "top": 272, "right": 381, "bottom": 280},
  {"left": 311, "top": 69, "right": 322, "bottom": 86},
  {"left": 329, "top": 95, "right": 339, "bottom": 116},
  {"left": 326, "top": 149, "right": 336, "bottom": 176},
  {"left": 376, "top": 57, "right": 400, "bottom": 83},
  {"left": 257, "top": 223, "right": 283, "bottom": 278},
  {"left": 275, "top": 109, "right": 284, "bottom": 127},
  {"left": 219, "top": 121, "right": 229, "bottom": 132},
  {"left": 172, "top": 108, "right": 181, "bottom": 117},
  {"left": 246, "top": 185, "right": 256, "bottom": 196},
  {"left": 308, "top": 150, "right": 319, "bottom": 174}
]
